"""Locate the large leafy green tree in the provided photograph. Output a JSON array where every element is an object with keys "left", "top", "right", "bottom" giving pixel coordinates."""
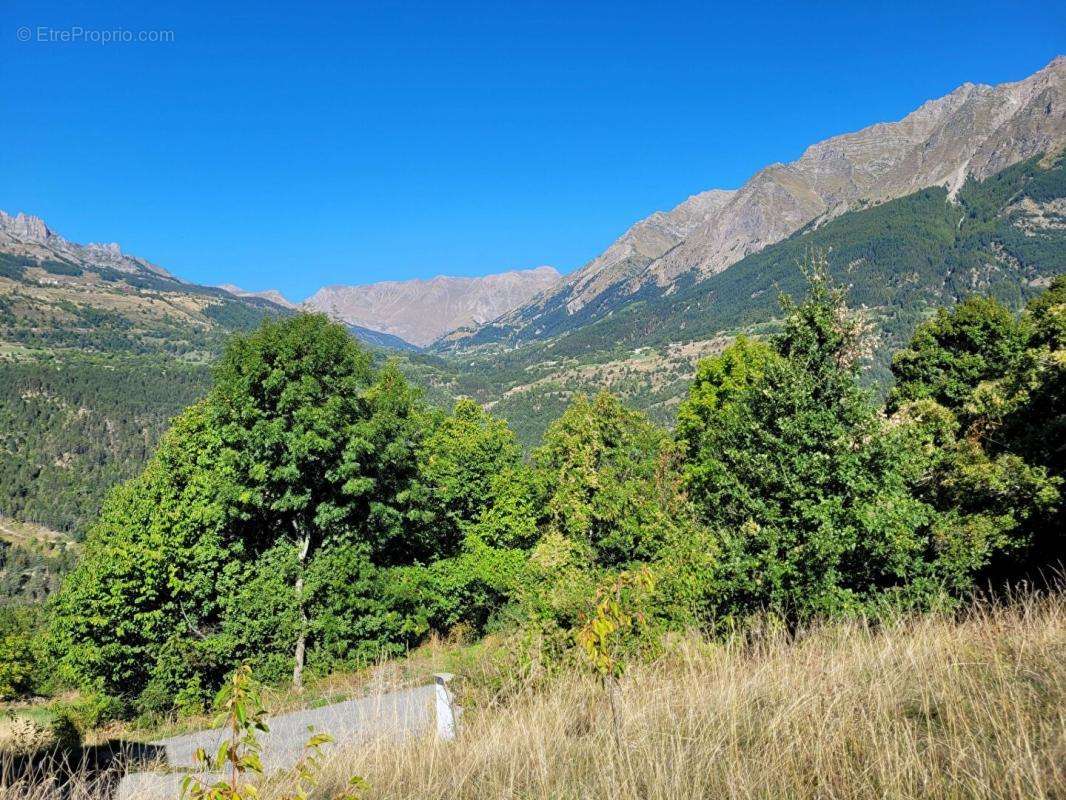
[
  {"left": 52, "top": 315, "right": 426, "bottom": 710},
  {"left": 529, "top": 392, "right": 676, "bottom": 567},
  {"left": 208, "top": 314, "right": 382, "bottom": 689},
  {"left": 675, "top": 336, "right": 780, "bottom": 489},
  {"left": 677, "top": 264, "right": 1023, "bottom": 623},
  {"left": 888, "top": 295, "right": 1032, "bottom": 420},
  {"left": 407, "top": 398, "right": 523, "bottom": 557},
  {"left": 890, "top": 280, "right": 1064, "bottom": 579},
  {"left": 999, "top": 277, "right": 1066, "bottom": 479},
  {"left": 358, "top": 399, "right": 530, "bottom": 640}
]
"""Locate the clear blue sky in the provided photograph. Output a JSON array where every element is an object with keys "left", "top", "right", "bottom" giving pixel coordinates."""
[{"left": 2, "top": 1, "right": 1063, "bottom": 300}]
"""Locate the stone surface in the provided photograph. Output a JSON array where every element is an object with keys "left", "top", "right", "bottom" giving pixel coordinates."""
[
  {"left": 116, "top": 684, "right": 435, "bottom": 800},
  {"left": 155, "top": 684, "right": 434, "bottom": 770}
]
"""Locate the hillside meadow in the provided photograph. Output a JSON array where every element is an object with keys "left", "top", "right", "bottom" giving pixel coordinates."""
[{"left": 2, "top": 591, "right": 1063, "bottom": 799}]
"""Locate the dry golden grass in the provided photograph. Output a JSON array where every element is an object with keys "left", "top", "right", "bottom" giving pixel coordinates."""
[
  {"left": 2, "top": 595, "right": 1063, "bottom": 799},
  {"left": 311, "top": 594, "right": 1065, "bottom": 800}
]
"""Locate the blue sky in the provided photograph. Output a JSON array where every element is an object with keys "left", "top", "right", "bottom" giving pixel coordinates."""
[{"left": 2, "top": 1, "right": 1063, "bottom": 301}]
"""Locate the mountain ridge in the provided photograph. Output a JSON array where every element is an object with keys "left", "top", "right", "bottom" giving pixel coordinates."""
[
  {"left": 1, "top": 208, "right": 564, "bottom": 351},
  {"left": 448, "top": 56, "right": 1066, "bottom": 347},
  {"left": 303, "top": 265, "right": 562, "bottom": 346},
  {"left": 0, "top": 210, "right": 173, "bottom": 279}
]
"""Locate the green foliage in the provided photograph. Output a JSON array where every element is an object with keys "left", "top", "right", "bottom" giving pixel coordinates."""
[
  {"left": 675, "top": 258, "right": 1052, "bottom": 624},
  {"left": 51, "top": 316, "right": 428, "bottom": 713},
  {"left": 889, "top": 278, "right": 1066, "bottom": 580},
  {"left": 41, "top": 269, "right": 1066, "bottom": 715},
  {"left": 0, "top": 353, "right": 212, "bottom": 536},
  {"left": 575, "top": 568, "right": 658, "bottom": 680},
  {"left": 0, "top": 606, "right": 46, "bottom": 699},
  {"left": 407, "top": 399, "right": 522, "bottom": 556},
  {"left": 529, "top": 392, "right": 676, "bottom": 566},
  {"left": 183, "top": 664, "right": 269, "bottom": 800},
  {"left": 888, "top": 296, "right": 1032, "bottom": 417},
  {"left": 676, "top": 336, "right": 780, "bottom": 463}
]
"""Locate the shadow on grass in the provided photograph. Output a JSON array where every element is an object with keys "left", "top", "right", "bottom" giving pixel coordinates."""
[{"left": 0, "top": 739, "right": 168, "bottom": 799}]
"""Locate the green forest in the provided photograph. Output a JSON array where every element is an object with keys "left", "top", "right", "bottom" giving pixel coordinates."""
[
  {"left": 0, "top": 355, "right": 213, "bottom": 536},
  {"left": 3, "top": 262, "right": 1062, "bottom": 722}
]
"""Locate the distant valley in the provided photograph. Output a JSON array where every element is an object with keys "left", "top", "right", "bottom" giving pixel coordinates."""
[{"left": 1, "top": 57, "right": 1064, "bottom": 551}]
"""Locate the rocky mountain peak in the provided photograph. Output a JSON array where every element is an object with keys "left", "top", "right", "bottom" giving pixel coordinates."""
[
  {"left": 0, "top": 209, "right": 172, "bottom": 277},
  {"left": 0, "top": 211, "right": 53, "bottom": 244},
  {"left": 459, "top": 57, "right": 1065, "bottom": 344}
]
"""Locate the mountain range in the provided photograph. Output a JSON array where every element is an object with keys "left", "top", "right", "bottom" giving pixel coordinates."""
[
  {"left": 301, "top": 267, "right": 561, "bottom": 346},
  {"left": 5, "top": 58, "right": 1062, "bottom": 356},
  {"left": 446, "top": 55, "right": 1066, "bottom": 347},
  {"left": 2, "top": 57, "right": 1065, "bottom": 543},
  {"left": 0, "top": 210, "right": 173, "bottom": 279},
  {"left": 0, "top": 211, "right": 559, "bottom": 353}
]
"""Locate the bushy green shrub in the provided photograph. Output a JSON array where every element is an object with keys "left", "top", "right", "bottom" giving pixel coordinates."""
[{"left": 0, "top": 607, "right": 43, "bottom": 700}]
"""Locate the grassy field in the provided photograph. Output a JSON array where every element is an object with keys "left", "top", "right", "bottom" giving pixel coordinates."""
[
  {"left": 318, "top": 593, "right": 1066, "bottom": 800},
  {"left": 2, "top": 593, "right": 1064, "bottom": 799}
]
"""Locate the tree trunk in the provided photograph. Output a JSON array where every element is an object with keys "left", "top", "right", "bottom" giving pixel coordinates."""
[{"left": 292, "top": 530, "right": 311, "bottom": 691}]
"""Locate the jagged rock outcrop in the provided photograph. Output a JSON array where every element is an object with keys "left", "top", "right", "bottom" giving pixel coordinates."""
[{"left": 0, "top": 210, "right": 173, "bottom": 277}]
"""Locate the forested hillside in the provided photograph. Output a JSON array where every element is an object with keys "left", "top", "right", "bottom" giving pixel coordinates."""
[
  {"left": 1, "top": 155, "right": 1063, "bottom": 597},
  {"left": 0, "top": 215, "right": 420, "bottom": 548},
  {"left": 15, "top": 270, "right": 1059, "bottom": 722},
  {"left": 531, "top": 153, "right": 1066, "bottom": 377},
  {"left": 0, "top": 355, "right": 212, "bottom": 535},
  {"left": 2, "top": 154, "right": 1066, "bottom": 554},
  {"left": 0, "top": 517, "right": 77, "bottom": 604},
  {"left": 435, "top": 154, "right": 1066, "bottom": 438}
]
